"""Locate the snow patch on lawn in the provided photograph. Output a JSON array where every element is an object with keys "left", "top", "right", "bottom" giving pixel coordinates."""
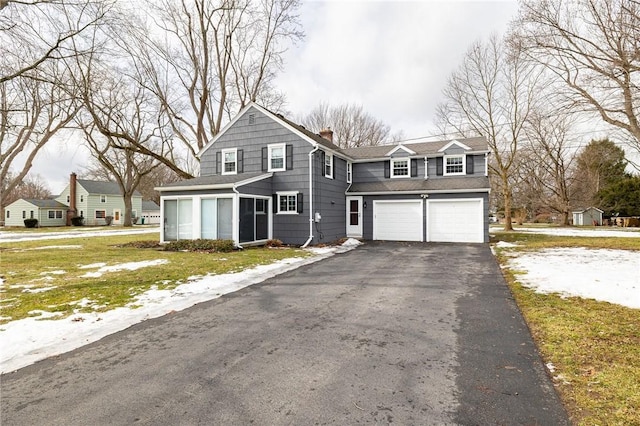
[
  {"left": 79, "top": 259, "right": 169, "bottom": 278},
  {"left": 0, "top": 240, "right": 359, "bottom": 374},
  {"left": 21, "top": 286, "right": 57, "bottom": 294},
  {"left": 507, "top": 248, "right": 640, "bottom": 309}
]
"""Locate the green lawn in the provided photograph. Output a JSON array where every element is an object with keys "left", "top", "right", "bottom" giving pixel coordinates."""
[
  {"left": 492, "top": 231, "right": 640, "bottom": 426},
  {"left": 0, "top": 232, "right": 310, "bottom": 324}
]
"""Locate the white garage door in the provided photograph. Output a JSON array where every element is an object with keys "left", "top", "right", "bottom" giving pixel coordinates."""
[
  {"left": 373, "top": 200, "right": 423, "bottom": 242},
  {"left": 427, "top": 199, "right": 483, "bottom": 243}
]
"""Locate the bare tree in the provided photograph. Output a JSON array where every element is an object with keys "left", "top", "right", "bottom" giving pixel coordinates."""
[
  {"left": 522, "top": 110, "right": 579, "bottom": 226},
  {"left": 514, "top": 0, "right": 640, "bottom": 159},
  {"left": 436, "top": 35, "right": 541, "bottom": 230},
  {"left": 1, "top": 173, "right": 51, "bottom": 213},
  {"left": 299, "top": 102, "right": 402, "bottom": 148},
  {"left": 115, "top": 0, "right": 303, "bottom": 177},
  {"left": 0, "top": 64, "right": 80, "bottom": 215}
]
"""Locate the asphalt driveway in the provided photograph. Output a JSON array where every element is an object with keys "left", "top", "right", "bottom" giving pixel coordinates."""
[{"left": 1, "top": 242, "right": 568, "bottom": 425}]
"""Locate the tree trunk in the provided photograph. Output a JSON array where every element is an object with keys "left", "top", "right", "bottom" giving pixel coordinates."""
[
  {"left": 502, "top": 174, "right": 514, "bottom": 231},
  {"left": 123, "top": 192, "right": 133, "bottom": 227}
]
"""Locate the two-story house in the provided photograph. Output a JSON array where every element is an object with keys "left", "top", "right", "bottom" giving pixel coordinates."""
[{"left": 157, "top": 103, "right": 491, "bottom": 246}]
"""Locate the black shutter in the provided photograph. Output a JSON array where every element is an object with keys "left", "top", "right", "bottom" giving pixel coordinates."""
[
  {"left": 286, "top": 144, "right": 293, "bottom": 170},
  {"left": 262, "top": 147, "right": 268, "bottom": 172},
  {"left": 466, "top": 155, "right": 474, "bottom": 175},
  {"left": 384, "top": 160, "right": 390, "bottom": 178},
  {"left": 320, "top": 151, "right": 326, "bottom": 175},
  {"left": 297, "top": 192, "right": 304, "bottom": 214},
  {"left": 272, "top": 194, "right": 278, "bottom": 213},
  {"left": 411, "top": 159, "right": 418, "bottom": 177},
  {"left": 216, "top": 151, "right": 221, "bottom": 174},
  {"left": 237, "top": 149, "right": 244, "bottom": 173},
  {"left": 436, "top": 157, "right": 443, "bottom": 176}
]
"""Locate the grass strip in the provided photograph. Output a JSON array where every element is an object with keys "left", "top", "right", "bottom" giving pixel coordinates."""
[
  {"left": 0, "top": 233, "right": 309, "bottom": 324},
  {"left": 493, "top": 234, "right": 640, "bottom": 425}
]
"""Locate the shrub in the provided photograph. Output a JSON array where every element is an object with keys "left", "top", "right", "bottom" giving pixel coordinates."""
[
  {"left": 70, "top": 216, "right": 84, "bottom": 226},
  {"left": 265, "top": 239, "right": 284, "bottom": 248},
  {"left": 24, "top": 218, "right": 38, "bottom": 228},
  {"left": 163, "top": 239, "right": 235, "bottom": 253},
  {"left": 117, "top": 240, "right": 162, "bottom": 249},
  {"left": 105, "top": 216, "right": 113, "bottom": 226}
]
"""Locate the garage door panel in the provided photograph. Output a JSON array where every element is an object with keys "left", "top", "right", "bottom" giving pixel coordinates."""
[
  {"left": 427, "top": 199, "right": 483, "bottom": 243},
  {"left": 373, "top": 201, "right": 423, "bottom": 242}
]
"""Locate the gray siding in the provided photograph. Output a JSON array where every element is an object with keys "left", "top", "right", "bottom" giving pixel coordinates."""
[{"left": 312, "top": 153, "right": 349, "bottom": 244}]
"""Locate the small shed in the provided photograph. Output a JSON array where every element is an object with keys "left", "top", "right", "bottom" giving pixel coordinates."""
[
  {"left": 140, "top": 200, "right": 161, "bottom": 225},
  {"left": 572, "top": 207, "right": 603, "bottom": 226}
]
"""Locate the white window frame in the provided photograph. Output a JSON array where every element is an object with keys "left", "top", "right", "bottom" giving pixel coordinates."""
[
  {"left": 347, "top": 162, "right": 352, "bottom": 183},
  {"left": 80, "top": 195, "right": 84, "bottom": 203},
  {"left": 95, "top": 210, "right": 106, "bottom": 219},
  {"left": 221, "top": 148, "right": 237, "bottom": 175},
  {"left": 48, "top": 210, "right": 63, "bottom": 219},
  {"left": 391, "top": 158, "right": 410, "bottom": 178},
  {"left": 66, "top": 195, "right": 70, "bottom": 203},
  {"left": 268, "top": 143, "right": 286, "bottom": 172},
  {"left": 22, "top": 210, "right": 26, "bottom": 219},
  {"left": 324, "top": 153, "right": 333, "bottom": 178},
  {"left": 276, "top": 191, "right": 298, "bottom": 215},
  {"left": 100, "top": 195, "right": 107, "bottom": 203},
  {"left": 444, "top": 155, "right": 465, "bottom": 176}
]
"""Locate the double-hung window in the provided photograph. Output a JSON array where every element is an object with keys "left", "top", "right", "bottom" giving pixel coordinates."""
[
  {"left": 268, "top": 144, "right": 286, "bottom": 172},
  {"left": 324, "top": 153, "right": 333, "bottom": 178},
  {"left": 222, "top": 148, "right": 237, "bottom": 175},
  {"left": 95, "top": 210, "right": 106, "bottom": 219},
  {"left": 277, "top": 192, "right": 298, "bottom": 214},
  {"left": 100, "top": 195, "right": 107, "bottom": 203},
  {"left": 444, "top": 155, "right": 465, "bottom": 175},
  {"left": 391, "top": 158, "right": 409, "bottom": 178}
]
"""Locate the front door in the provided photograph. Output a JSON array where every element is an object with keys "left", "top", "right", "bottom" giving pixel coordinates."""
[
  {"left": 346, "top": 196, "right": 363, "bottom": 237},
  {"left": 113, "top": 209, "right": 121, "bottom": 225}
]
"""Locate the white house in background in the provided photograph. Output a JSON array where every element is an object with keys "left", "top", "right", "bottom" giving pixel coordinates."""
[
  {"left": 572, "top": 207, "right": 603, "bottom": 226},
  {"left": 4, "top": 173, "right": 144, "bottom": 227},
  {"left": 141, "top": 200, "right": 161, "bottom": 224}
]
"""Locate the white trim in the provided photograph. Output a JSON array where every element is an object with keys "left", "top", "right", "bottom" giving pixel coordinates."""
[
  {"left": 346, "top": 161, "right": 352, "bottom": 183},
  {"left": 438, "top": 139, "right": 472, "bottom": 152},
  {"left": 444, "top": 154, "right": 465, "bottom": 176},
  {"left": 268, "top": 143, "right": 286, "bottom": 172},
  {"left": 424, "top": 157, "right": 429, "bottom": 179},
  {"left": 221, "top": 148, "right": 237, "bottom": 175},
  {"left": 346, "top": 196, "right": 363, "bottom": 237},
  {"left": 390, "top": 158, "right": 410, "bottom": 178},
  {"left": 385, "top": 144, "right": 416, "bottom": 156},
  {"left": 324, "top": 153, "right": 334, "bottom": 179},
  {"left": 276, "top": 191, "right": 299, "bottom": 214}
]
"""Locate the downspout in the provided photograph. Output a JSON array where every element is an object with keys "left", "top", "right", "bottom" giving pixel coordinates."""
[
  {"left": 232, "top": 184, "right": 243, "bottom": 249},
  {"left": 302, "top": 145, "right": 320, "bottom": 248}
]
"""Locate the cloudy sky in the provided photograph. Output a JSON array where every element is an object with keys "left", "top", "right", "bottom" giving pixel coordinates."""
[{"left": 31, "top": 0, "right": 519, "bottom": 194}]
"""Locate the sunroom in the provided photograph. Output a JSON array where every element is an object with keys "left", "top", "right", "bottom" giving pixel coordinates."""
[{"left": 157, "top": 173, "right": 273, "bottom": 246}]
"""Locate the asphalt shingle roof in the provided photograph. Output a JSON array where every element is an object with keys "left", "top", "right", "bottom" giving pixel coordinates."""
[
  {"left": 77, "top": 180, "right": 142, "bottom": 197},
  {"left": 159, "top": 172, "right": 270, "bottom": 189},
  {"left": 347, "top": 176, "right": 490, "bottom": 194},
  {"left": 23, "top": 199, "right": 68, "bottom": 209},
  {"left": 341, "top": 137, "right": 489, "bottom": 160}
]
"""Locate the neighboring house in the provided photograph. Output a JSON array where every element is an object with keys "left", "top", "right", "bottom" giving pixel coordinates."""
[
  {"left": 141, "top": 200, "right": 161, "bottom": 224},
  {"left": 572, "top": 207, "right": 603, "bottom": 226},
  {"left": 4, "top": 174, "right": 143, "bottom": 227},
  {"left": 156, "top": 103, "right": 491, "bottom": 246},
  {"left": 3, "top": 199, "right": 68, "bottom": 227}
]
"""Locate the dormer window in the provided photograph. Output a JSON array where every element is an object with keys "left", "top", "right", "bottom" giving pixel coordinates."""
[
  {"left": 222, "top": 148, "right": 237, "bottom": 175},
  {"left": 444, "top": 155, "right": 465, "bottom": 175},
  {"left": 391, "top": 159, "right": 409, "bottom": 178}
]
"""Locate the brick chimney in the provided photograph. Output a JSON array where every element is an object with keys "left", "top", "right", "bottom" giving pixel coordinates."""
[
  {"left": 67, "top": 172, "right": 77, "bottom": 225},
  {"left": 319, "top": 127, "right": 333, "bottom": 143}
]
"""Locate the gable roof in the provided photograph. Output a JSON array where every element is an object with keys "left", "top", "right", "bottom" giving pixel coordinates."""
[
  {"left": 197, "top": 102, "right": 342, "bottom": 158},
  {"left": 21, "top": 199, "right": 68, "bottom": 209},
  {"left": 341, "top": 137, "right": 488, "bottom": 160},
  {"left": 438, "top": 139, "right": 472, "bottom": 152},
  {"left": 76, "top": 180, "right": 141, "bottom": 197},
  {"left": 142, "top": 200, "right": 160, "bottom": 211}
]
